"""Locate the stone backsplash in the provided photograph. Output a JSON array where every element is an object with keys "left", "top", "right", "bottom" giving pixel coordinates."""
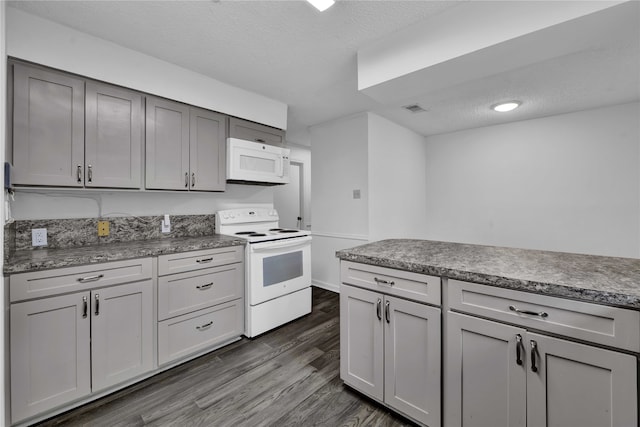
[{"left": 9, "top": 214, "right": 216, "bottom": 252}]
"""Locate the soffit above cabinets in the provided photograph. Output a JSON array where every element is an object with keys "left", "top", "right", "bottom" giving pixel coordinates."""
[{"left": 359, "top": 1, "right": 640, "bottom": 136}]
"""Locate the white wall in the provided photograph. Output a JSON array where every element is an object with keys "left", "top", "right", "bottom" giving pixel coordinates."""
[
  {"left": 423, "top": 102, "right": 640, "bottom": 258},
  {"left": 6, "top": 8, "right": 287, "bottom": 129},
  {"left": 368, "top": 113, "right": 428, "bottom": 241},
  {"left": 310, "top": 113, "right": 369, "bottom": 291},
  {"left": 9, "top": 185, "right": 274, "bottom": 220}
]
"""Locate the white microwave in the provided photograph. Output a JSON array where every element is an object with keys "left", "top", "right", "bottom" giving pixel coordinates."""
[{"left": 226, "top": 138, "right": 290, "bottom": 185}]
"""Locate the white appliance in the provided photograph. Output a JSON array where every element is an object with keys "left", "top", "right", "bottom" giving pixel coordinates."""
[
  {"left": 215, "top": 207, "right": 311, "bottom": 337},
  {"left": 226, "top": 138, "right": 290, "bottom": 185}
]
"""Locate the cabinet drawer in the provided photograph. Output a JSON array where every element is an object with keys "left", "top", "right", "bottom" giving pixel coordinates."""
[
  {"left": 157, "top": 246, "right": 244, "bottom": 276},
  {"left": 157, "top": 299, "right": 243, "bottom": 365},
  {"left": 448, "top": 279, "right": 640, "bottom": 352},
  {"left": 341, "top": 261, "right": 441, "bottom": 306},
  {"left": 158, "top": 263, "right": 244, "bottom": 321},
  {"left": 10, "top": 258, "right": 153, "bottom": 302}
]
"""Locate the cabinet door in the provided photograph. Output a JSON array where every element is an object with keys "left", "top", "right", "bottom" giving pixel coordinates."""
[
  {"left": 189, "top": 107, "right": 226, "bottom": 191},
  {"left": 385, "top": 296, "right": 441, "bottom": 426},
  {"left": 446, "top": 312, "right": 527, "bottom": 427},
  {"left": 527, "top": 332, "right": 637, "bottom": 427},
  {"left": 339, "top": 284, "right": 384, "bottom": 401},
  {"left": 10, "top": 292, "right": 91, "bottom": 423},
  {"left": 85, "top": 82, "right": 142, "bottom": 188},
  {"left": 145, "top": 96, "right": 190, "bottom": 190},
  {"left": 91, "top": 280, "right": 154, "bottom": 392},
  {"left": 12, "top": 63, "right": 85, "bottom": 187},
  {"left": 229, "top": 116, "right": 284, "bottom": 146}
]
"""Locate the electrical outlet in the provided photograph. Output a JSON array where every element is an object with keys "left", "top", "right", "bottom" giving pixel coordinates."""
[
  {"left": 32, "top": 228, "right": 47, "bottom": 247},
  {"left": 98, "top": 221, "right": 110, "bottom": 237}
]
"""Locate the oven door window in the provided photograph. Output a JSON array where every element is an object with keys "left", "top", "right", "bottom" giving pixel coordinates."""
[{"left": 263, "top": 251, "right": 303, "bottom": 287}]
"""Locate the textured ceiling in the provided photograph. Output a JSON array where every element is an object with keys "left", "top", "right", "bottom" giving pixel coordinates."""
[{"left": 7, "top": 0, "right": 640, "bottom": 140}]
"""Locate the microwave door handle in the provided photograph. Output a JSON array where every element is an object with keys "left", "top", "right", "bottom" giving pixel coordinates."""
[
  {"left": 278, "top": 154, "right": 285, "bottom": 178},
  {"left": 251, "top": 236, "right": 312, "bottom": 252}
]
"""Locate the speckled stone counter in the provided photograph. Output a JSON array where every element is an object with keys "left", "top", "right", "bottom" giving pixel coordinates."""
[
  {"left": 336, "top": 239, "right": 640, "bottom": 310},
  {"left": 5, "top": 234, "right": 245, "bottom": 274}
]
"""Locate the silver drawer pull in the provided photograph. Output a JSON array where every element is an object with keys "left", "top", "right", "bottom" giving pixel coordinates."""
[
  {"left": 196, "top": 321, "right": 213, "bottom": 330},
  {"left": 197, "top": 282, "right": 214, "bottom": 290},
  {"left": 374, "top": 277, "right": 395, "bottom": 286},
  {"left": 77, "top": 274, "right": 104, "bottom": 283},
  {"left": 509, "top": 305, "right": 548, "bottom": 318},
  {"left": 196, "top": 257, "right": 214, "bottom": 264}
]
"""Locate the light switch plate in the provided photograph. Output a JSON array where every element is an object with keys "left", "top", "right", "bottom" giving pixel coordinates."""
[{"left": 353, "top": 189, "right": 361, "bottom": 199}]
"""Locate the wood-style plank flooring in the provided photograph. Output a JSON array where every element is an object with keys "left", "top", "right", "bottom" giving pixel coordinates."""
[{"left": 35, "top": 287, "right": 415, "bottom": 427}]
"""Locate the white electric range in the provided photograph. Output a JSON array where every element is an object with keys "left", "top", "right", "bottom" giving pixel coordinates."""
[{"left": 215, "top": 208, "right": 312, "bottom": 337}]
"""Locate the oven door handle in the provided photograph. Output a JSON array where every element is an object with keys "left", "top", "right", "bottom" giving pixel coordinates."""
[{"left": 250, "top": 236, "right": 312, "bottom": 252}]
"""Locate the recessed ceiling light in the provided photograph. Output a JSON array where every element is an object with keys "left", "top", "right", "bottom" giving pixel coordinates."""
[
  {"left": 491, "top": 101, "right": 522, "bottom": 112},
  {"left": 306, "top": 0, "right": 335, "bottom": 12}
]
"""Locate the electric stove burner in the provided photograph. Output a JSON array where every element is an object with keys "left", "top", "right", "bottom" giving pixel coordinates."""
[
  {"left": 279, "top": 230, "right": 299, "bottom": 233},
  {"left": 236, "top": 231, "right": 256, "bottom": 235},
  {"left": 269, "top": 228, "right": 284, "bottom": 231},
  {"left": 249, "top": 233, "right": 267, "bottom": 237}
]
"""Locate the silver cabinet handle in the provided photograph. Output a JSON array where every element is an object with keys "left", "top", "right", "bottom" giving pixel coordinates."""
[
  {"left": 374, "top": 277, "right": 395, "bottom": 286},
  {"left": 185, "top": 172, "right": 189, "bottom": 188},
  {"left": 94, "top": 294, "right": 100, "bottom": 316},
  {"left": 77, "top": 274, "right": 104, "bottom": 283},
  {"left": 196, "top": 257, "right": 213, "bottom": 264},
  {"left": 509, "top": 305, "right": 548, "bottom": 318},
  {"left": 197, "top": 282, "right": 214, "bottom": 290},
  {"left": 88, "top": 165, "right": 93, "bottom": 183},
  {"left": 385, "top": 300, "right": 391, "bottom": 323},
  {"left": 196, "top": 321, "right": 213, "bottom": 330},
  {"left": 376, "top": 298, "right": 382, "bottom": 321},
  {"left": 191, "top": 172, "right": 195, "bottom": 187},
  {"left": 530, "top": 340, "right": 538, "bottom": 372},
  {"left": 77, "top": 165, "right": 82, "bottom": 183},
  {"left": 82, "top": 296, "right": 88, "bottom": 319},
  {"left": 515, "top": 334, "right": 523, "bottom": 366}
]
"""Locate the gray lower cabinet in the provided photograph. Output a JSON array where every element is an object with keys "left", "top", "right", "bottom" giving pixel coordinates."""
[
  {"left": 146, "top": 97, "right": 226, "bottom": 191},
  {"left": 9, "top": 262, "right": 154, "bottom": 425},
  {"left": 340, "top": 283, "right": 441, "bottom": 426},
  {"left": 10, "top": 292, "right": 91, "bottom": 423},
  {"left": 446, "top": 281, "right": 638, "bottom": 427},
  {"left": 85, "top": 81, "right": 143, "bottom": 188},
  {"left": 157, "top": 247, "right": 244, "bottom": 366},
  {"left": 12, "top": 63, "right": 85, "bottom": 187}
]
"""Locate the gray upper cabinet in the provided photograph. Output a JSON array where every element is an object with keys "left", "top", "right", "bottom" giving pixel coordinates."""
[
  {"left": 12, "top": 63, "right": 85, "bottom": 187},
  {"left": 146, "top": 97, "right": 227, "bottom": 191},
  {"left": 190, "top": 107, "right": 226, "bottom": 191},
  {"left": 85, "top": 82, "right": 143, "bottom": 189},
  {"left": 145, "top": 96, "right": 190, "bottom": 190},
  {"left": 229, "top": 117, "right": 285, "bottom": 147}
]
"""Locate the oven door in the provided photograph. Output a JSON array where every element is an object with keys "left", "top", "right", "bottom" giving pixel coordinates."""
[{"left": 248, "top": 236, "right": 311, "bottom": 306}]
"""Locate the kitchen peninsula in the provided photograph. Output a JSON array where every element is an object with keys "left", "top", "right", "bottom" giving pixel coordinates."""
[{"left": 336, "top": 239, "right": 640, "bottom": 427}]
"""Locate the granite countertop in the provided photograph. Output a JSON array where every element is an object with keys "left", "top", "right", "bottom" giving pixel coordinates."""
[
  {"left": 5, "top": 234, "right": 246, "bottom": 274},
  {"left": 336, "top": 239, "right": 640, "bottom": 310}
]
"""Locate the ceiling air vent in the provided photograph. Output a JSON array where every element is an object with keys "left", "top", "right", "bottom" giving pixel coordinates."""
[{"left": 402, "top": 104, "right": 426, "bottom": 113}]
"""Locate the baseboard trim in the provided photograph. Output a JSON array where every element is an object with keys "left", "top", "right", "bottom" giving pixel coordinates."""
[{"left": 312, "top": 280, "right": 339, "bottom": 293}]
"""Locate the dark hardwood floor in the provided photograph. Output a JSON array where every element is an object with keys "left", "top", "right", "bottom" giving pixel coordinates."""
[{"left": 35, "top": 287, "right": 415, "bottom": 427}]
